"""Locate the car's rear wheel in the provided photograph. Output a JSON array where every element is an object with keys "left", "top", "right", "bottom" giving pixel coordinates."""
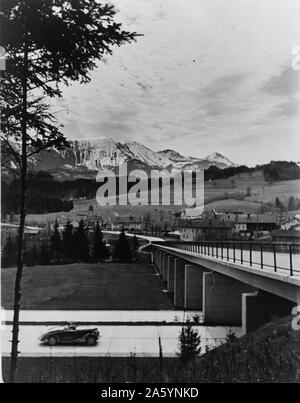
[
  {"left": 86, "top": 335, "right": 97, "bottom": 346},
  {"left": 48, "top": 336, "right": 57, "bottom": 346}
]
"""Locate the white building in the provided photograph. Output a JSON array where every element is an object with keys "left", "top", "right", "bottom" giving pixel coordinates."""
[{"left": 280, "top": 215, "right": 300, "bottom": 231}]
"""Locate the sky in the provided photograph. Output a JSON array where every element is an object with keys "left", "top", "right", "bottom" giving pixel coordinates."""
[{"left": 55, "top": 0, "right": 300, "bottom": 166}]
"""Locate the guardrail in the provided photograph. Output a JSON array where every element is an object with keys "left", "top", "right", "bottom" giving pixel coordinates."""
[{"left": 153, "top": 241, "right": 300, "bottom": 276}]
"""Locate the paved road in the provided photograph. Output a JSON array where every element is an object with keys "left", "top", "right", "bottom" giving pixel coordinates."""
[
  {"left": 218, "top": 247, "right": 300, "bottom": 273},
  {"left": 1, "top": 324, "right": 242, "bottom": 357},
  {"left": 2, "top": 310, "right": 202, "bottom": 324},
  {"left": 103, "top": 231, "right": 164, "bottom": 243}
]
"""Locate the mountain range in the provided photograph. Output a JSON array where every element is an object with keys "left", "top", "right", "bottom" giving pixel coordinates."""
[{"left": 33, "top": 138, "right": 236, "bottom": 179}]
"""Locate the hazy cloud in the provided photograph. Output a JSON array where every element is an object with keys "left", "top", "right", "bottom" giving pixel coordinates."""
[
  {"left": 54, "top": 0, "right": 300, "bottom": 165},
  {"left": 262, "top": 65, "right": 300, "bottom": 96}
]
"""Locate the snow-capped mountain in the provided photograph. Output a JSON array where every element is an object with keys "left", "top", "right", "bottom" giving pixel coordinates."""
[
  {"left": 157, "top": 149, "right": 188, "bottom": 162},
  {"left": 34, "top": 138, "right": 173, "bottom": 175},
  {"left": 33, "top": 138, "right": 235, "bottom": 179},
  {"left": 205, "top": 152, "right": 236, "bottom": 168}
]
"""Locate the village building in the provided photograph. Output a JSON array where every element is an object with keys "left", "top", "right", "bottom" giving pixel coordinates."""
[
  {"left": 280, "top": 215, "right": 300, "bottom": 231},
  {"left": 108, "top": 216, "right": 144, "bottom": 232},
  {"left": 179, "top": 219, "right": 234, "bottom": 241}
]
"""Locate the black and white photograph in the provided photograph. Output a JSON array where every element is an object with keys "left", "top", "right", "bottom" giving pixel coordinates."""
[{"left": 0, "top": 0, "right": 300, "bottom": 386}]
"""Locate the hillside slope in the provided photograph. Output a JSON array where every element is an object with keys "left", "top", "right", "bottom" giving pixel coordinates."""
[{"left": 193, "top": 315, "right": 300, "bottom": 383}]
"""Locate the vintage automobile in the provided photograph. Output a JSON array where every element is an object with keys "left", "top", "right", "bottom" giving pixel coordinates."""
[{"left": 39, "top": 323, "right": 100, "bottom": 346}]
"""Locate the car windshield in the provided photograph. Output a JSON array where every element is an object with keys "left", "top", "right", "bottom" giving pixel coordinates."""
[{"left": 64, "top": 323, "right": 76, "bottom": 330}]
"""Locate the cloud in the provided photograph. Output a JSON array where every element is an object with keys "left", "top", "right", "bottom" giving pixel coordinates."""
[
  {"left": 269, "top": 98, "right": 300, "bottom": 117},
  {"left": 262, "top": 65, "right": 300, "bottom": 96},
  {"left": 201, "top": 73, "right": 249, "bottom": 99}
]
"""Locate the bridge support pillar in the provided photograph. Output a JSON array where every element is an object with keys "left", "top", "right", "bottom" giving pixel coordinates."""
[
  {"left": 162, "top": 254, "right": 169, "bottom": 286},
  {"left": 156, "top": 249, "right": 161, "bottom": 273},
  {"left": 150, "top": 251, "right": 154, "bottom": 264},
  {"left": 153, "top": 249, "right": 156, "bottom": 264},
  {"left": 203, "top": 272, "right": 255, "bottom": 325},
  {"left": 158, "top": 251, "right": 163, "bottom": 275},
  {"left": 242, "top": 291, "right": 294, "bottom": 335},
  {"left": 184, "top": 264, "right": 207, "bottom": 310},
  {"left": 174, "top": 258, "right": 185, "bottom": 309},
  {"left": 167, "top": 256, "right": 175, "bottom": 293}
]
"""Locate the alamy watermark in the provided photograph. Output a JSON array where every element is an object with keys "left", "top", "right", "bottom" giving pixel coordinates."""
[{"left": 95, "top": 163, "right": 204, "bottom": 211}]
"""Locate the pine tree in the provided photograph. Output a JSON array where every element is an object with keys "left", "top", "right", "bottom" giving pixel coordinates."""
[
  {"left": 1, "top": 0, "right": 138, "bottom": 381},
  {"left": 115, "top": 228, "right": 132, "bottom": 263},
  {"left": 131, "top": 235, "right": 139, "bottom": 262},
  {"left": 177, "top": 318, "right": 201, "bottom": 364},
  {"left": 50, "top": 220, "right": 62, "bottom": 263},
  {"left": 38, "top": 242, "right": 50, "bottom": 265},
  {"left": 62, "top": 220, "right": 74, "bottom": 263},
  {"left": 26, "top": 244, "right": 38, "bottom": 267},
  {"left": 288, "top": 196, "right": 296, "bottom": 211},
  {"left": 1, "top": 236, "right": 17, "bottom": 268},
  {"left": 92, "top": 222, "right": 109, "bottom": 262},
  {"left": 275, "top": 197, "right": 285, "bottom": 212},
  {"left": 74, "top": 219, "right": 90, "bottom": 262}
]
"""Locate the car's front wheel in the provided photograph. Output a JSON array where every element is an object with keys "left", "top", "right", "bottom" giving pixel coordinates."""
[
  {"left": 48, "top": 336, "right": 57, "bottom": 346},
  {"left": 86, "top": 335, "right": 97, "bottom": 346}
]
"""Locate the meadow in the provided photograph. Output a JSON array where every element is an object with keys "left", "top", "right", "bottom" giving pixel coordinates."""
[{"left": 1, "top": 263, "right": 172, "bottom": 310}]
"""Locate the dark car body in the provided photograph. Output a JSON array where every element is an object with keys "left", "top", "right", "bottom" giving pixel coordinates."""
[{"left": 40, "top": 325, "right": 100, "bottom": 346}]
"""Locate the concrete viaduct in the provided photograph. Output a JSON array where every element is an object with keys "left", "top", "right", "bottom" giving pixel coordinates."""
[{"left": 151, "top": 242, "right": 300, "bottom": 334}]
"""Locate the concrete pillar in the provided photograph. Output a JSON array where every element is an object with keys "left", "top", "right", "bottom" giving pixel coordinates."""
[
  {"left": 184, "top": 264, "right": 207, "bottom": 310},
  {"left": 174, "top": 258, "right": 185, "bottom": 308},
  {"left": 167, "top": 256, "right": 175, "bottom": 293},
  {"left": 158, "top": 251, "right": 163, "bottom": 275},
  {"left": 163, "top": 254, "right": 169, "bottom": 285},
  {"left": 242, "top": 291, "right": 294, "bottom": 335},
  {"left": 154, "top": 249, "right": 159, "bottom": 269},
  {"left": 203, "top": 271, "right": 255, "bottom": 325}
]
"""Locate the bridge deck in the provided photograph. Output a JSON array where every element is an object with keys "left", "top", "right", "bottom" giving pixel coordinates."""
[
  {"left": 154, "top": 244, "right": 300, "bottom": 287},
  {"left": 197, "top": 246, "right": 300, "bottom": 275}
]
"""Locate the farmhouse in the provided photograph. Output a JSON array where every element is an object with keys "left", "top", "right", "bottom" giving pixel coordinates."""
[
  {"left": 179, "top": 219, "right": 234, "bottom": 241},
  {"left": 280, "top": 215, "right": 300, "bottom": 231}
]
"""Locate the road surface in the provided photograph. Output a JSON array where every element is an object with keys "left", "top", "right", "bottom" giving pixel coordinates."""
[
  {"left": 1, "top": 324, "right": 242, "bottom": 357},
  {"left": 173, "top": 245, "right": 300, "bottom": 275}
]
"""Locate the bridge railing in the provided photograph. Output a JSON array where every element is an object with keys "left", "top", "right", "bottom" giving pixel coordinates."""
[{"left": 153, "top": 241, "right": 300, "bottom": 276}]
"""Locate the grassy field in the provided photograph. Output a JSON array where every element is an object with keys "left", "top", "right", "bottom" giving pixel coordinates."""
[
  {"left": 2, "top": 316, "right": 299, "bottom": 383},
  {"left": 1, "top": 263, "right": 172, "bottom": 310},
  {"left": 24, "top": 171, "right": 300, "bottom": 226},
  {"left": 246, "top": 178, "right": 300, "bottom": 204},
  {"left": 203, "top": 198, "right": 263, "bottom": 213}
]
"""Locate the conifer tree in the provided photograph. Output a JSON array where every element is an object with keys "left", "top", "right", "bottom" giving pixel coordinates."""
[
  {"left": 131, "top": 235, "right": 139, "bottom": 262},
  {"left": 115, "top": 228, "right": 132, "bottom": 263},
  {"left": 38, "top": 242, "right": 50, "bottom": 265},
  {"left": 74, "top": 219, "right": 90, "bottom": 262},
  {"left": 26, "top": 243, "right": 38, "bottom": 267},
  {"left": 177, "top": 318, "right": 201, "bottom": 365},
  {"left": 1, "top": 0, "right": 138, "bottom": 381},
  {"left": 1, "top": 236, "right": 17, "bottom": 268},
  {"left": 92, "top": 222, "right": 109, "bottom": 262},
  {"left": 50, "top": 220, "right": 62, "bottom": 263},
  {"left": 62, "top": 220, "right": 74, "bottom": 262}
]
